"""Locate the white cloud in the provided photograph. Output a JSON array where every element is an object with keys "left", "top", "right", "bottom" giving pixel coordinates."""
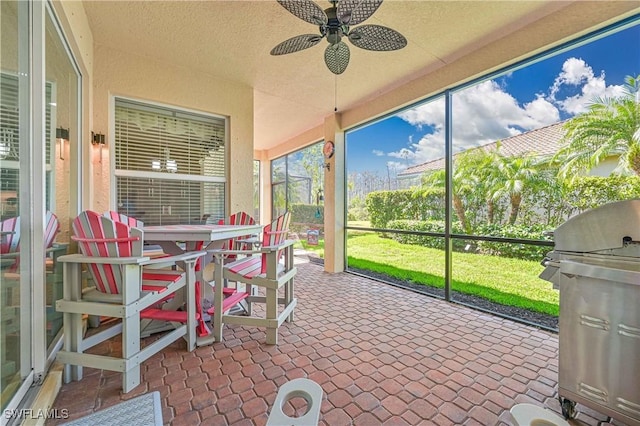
[
  {"left": 410, "top": 131, "right": 445, "bottom": 165},
  {"left": 522, "top": 95, "right": 560, "bottom": 125},
  {"left": 549, "top": 58, "right": 626, "bottom": 114},
  {"left": 391, "top": 57, "right": 626, "bottom": 167},
  {"left": 397, "top": 99, "right": 445, "bottom": 129},
  {"left": 395, "top": 80, "right": 560, "bottom": 165},
  {"left": 372, "top": 149, "right": 384, "bottom": 156},
  {"left": 551, "top": 57, "right": 594, "bottom": 91},
  {"left": 388, "top": 148, "right": 416, "bottom": 161}
]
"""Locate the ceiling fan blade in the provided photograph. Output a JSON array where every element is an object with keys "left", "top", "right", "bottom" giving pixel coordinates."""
[
  {"left": 337, "top": 0, "right": 382, "bottom": 25},
  {"left": 276, "top": 0, "right": 328, "bottom": 26},
  {"left": 324, "top": 42, "right": 350, "bottom": 75},
  {"left": 348, "top": 24, "right": 407, "bottom": 51},
  {"left": 270, "top": 34, "right": 324, "bottom": 55}
]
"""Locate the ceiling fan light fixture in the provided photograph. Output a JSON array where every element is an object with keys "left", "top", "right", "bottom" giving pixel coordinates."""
[{"left": 327, "top": 28, "right": 342, "bottom": 44}]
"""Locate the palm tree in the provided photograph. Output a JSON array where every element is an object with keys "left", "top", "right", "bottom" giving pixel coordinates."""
[
  {"left": 419, "top": 143, "right": 552, "bottom": 228},
  {"left": 557, "top": 74, "right": 640, "bottom": 179},
  {"left": 491, "top": 153, "right": 542, "bottom": 225},
  {"left": 474, "top": 146, "right": 504, "bottom": 224},
  {"left": 418, "top": 149, "right": 489, "bottom": 233}
]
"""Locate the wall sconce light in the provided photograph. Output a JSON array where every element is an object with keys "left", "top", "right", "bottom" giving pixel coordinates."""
[
  {"left": 91, "top": 132, "right": 105, "bottom": 145},
  {"left": 56, "top": 127, "right": 69, "bottom": 140},
  {"left": 56, "top": 127, "right": 69, "bottom": 160},
  {"left": 91, "top": 131, "right": 106, "bottom": 161}
]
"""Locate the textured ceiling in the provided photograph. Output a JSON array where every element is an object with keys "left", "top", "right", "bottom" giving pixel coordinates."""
[{"left": 81, "top": 0, "right": 639, "bottom": 152}]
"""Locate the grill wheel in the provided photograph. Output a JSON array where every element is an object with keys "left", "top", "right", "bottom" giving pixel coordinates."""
[{"left": 559, "top": 397, "right": 577, "bottom": 420}]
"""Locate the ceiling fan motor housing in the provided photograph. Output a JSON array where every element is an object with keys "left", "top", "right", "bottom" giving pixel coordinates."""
[{"left": 323, "top": 7, "right": 348, "bottom": 44}]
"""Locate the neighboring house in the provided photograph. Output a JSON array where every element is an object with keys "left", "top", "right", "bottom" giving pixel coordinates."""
[{"left": 397, "top": 120, "right": 619, "bottom": 188}]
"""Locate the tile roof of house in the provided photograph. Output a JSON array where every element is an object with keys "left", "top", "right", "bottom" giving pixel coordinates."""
[{"left": 398, "top": 120, "right": 567, "bottom": 177}]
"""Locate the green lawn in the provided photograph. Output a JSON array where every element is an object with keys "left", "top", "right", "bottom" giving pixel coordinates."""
[
  {"left": 297, "top": 231, "right": 558, "bottom": 316},
  {"left": 297, "top": 238, "right": 325, "bottom": 255}
]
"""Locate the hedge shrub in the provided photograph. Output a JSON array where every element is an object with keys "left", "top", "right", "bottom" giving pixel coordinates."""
[
  {"left": 358, "top": 175, "right": 639, "bottom": 260},
  {"left": 364, "top": 176, "right": 640, "bottom": 228},
  {"left": 365, "top": 189, "right": 444, "bottom": 229},
  {"left": 386, "top": 220, "right": 467, "bottom": 251},
  {"left": 387, "top": 220, "right": 551, "bottom": 260},
  {"left": 290, "top": 203, "right": 324, "bottom": 233},
  {"left": 290, "top": 203, "right": 324, "bottom": 223},
  {"left": 474, "top": 223, "right": 551, "bottom": 261},
  {"left": 567, "top": 175, "right": 640, "bottom": 211}
]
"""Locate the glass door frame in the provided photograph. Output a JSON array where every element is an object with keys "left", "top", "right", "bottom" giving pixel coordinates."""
[{"left": 36, "top": 0, "right": 83, "bottom": 376}]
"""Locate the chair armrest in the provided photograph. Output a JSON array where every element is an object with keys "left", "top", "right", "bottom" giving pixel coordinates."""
[
  {"left": 57, "top": 253, "right": 150, "bottom": 265},
  {"left": 209, "top": 239, "right": 295, "bottom": 257},
  {"left": 140, "top": 250, "right": 206, "bottom": 266},
  {"left": 208, "top": 248, "right": 260, "bottom": 259},
  {"left": 47, "top": 243, "right": 68, "bottom": 256},
  {"left": 233, "top": 236, "right": 261, "bottom": 249},
  {"left": 261, "top": 239, "right": 296, "bottom": 252}
]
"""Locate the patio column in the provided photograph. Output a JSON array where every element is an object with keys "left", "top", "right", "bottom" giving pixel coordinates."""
[{"left": 323, "top": 113, "right": 345, "bottom": 273}]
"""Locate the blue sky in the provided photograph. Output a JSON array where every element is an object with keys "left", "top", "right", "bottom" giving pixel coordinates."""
[{"left": 346, "top": 22, "right": 640, "bottom": 175}]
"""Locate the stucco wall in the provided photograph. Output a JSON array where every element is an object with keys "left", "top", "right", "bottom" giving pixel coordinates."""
[{"left": 91, "top": 45, "right": 255, "bottom": 217}]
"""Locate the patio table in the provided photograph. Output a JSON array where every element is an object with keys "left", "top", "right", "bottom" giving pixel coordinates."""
[{"left": 143, "top": 223, "right": 262, "bottom": 346}]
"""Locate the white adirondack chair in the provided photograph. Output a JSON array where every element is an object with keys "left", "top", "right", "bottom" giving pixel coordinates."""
[
  {"left": 55, "top": 210, "right": 204, "bottom": 392},
  {"left": 210, "top": 211, "right": 297, "bottom": 345}
]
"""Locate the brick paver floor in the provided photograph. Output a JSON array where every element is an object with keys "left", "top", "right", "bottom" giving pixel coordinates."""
[{"left": 47, "top": 255, "right": 623, "bottom": 425}]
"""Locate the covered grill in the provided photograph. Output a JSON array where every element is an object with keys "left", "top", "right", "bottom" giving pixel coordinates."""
[{"left": 539, "top": 199, "right": 640, "bottom": 426}]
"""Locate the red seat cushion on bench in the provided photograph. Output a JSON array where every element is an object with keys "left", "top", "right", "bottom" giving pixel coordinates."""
[
  {"left": 206, "top": 291, "right": 249, "bottom": 315},
  {"left": 226, "top": 256, "right": 263, "bottom": 279},
  {"left": 140, "top": 308, "right": 201, "bottom": 322}
]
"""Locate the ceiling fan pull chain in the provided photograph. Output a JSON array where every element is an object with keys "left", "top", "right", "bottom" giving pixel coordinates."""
[{"left": 334, "top": 74, "right": 338, "bottom": 112}]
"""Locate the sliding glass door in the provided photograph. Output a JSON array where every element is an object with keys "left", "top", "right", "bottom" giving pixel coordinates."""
[
  {"left": 1, "top": 0, "right": 81, "bottom": 415},
  {"left": 1, "top": 0, "right": 31, "bottom": 410}
]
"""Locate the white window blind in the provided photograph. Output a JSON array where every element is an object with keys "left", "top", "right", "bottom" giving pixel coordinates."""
[
  {"left": 114, "top": 98, "right": 227, "bottom": 225},
  {"left": 0, "top": 74, "right": 20, "bottom": 207},
  {"left": 1, "top": 73, "right": 54, "bottom": 216}
]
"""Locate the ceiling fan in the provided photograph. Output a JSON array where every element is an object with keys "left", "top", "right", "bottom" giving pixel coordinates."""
[{"left": 270, "top": 0, "right": 407, "bottom": 75}]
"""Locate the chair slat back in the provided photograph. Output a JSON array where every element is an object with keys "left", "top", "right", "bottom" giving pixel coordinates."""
[
  {"left": 45, "top": 211, "right": 60, "bottom": 249},
  {"left": 72, "top": 210, "right": 143, "bottom": 295},
  {"left": 104, "top": 211, "right": 144, "bottom": 227},
  {"left": 1, "top": 212, "right": 58, "bottom": 255},
  {"left": 217, "top": 211, "right": 256, "bottom": 251},
  {"left": 0, "top": 216, "right": 20, "bottom": 254},
  {"left": 1, "top": 212, "right": 59, "bottom": 272},
  {"left": 261, "top": 211, "right": 291, "bottom": 274}
]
